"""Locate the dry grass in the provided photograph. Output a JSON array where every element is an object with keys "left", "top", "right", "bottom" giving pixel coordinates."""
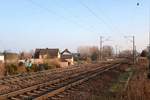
[
  {"left": 43, "top": 58, "right": 61, "bottom": 68},
  {"left": 0, "top": 62, "right": 5, "bottom": 77},
  {"left": 62, "top": 64, "right": 129, "bottom": 100},
  {"left": 120, "top": 62, "right": 150, "bottom": 100},
  {"left": 49, "top": 58, "right": 61, "bottom": 68},
  {"left": 61, "top": 62, "right": 150, "bottom": 100},
  {"left": 17, "top": 65, "right": 26, "bottom": 73}
]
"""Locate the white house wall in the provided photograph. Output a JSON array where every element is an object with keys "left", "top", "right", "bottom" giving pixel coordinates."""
[{"left": 0, "top": 56, "right": 4, "bottom": 63}]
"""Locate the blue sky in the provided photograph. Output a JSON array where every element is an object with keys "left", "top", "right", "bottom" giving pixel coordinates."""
[{"left": 0, "top": 0, "right": 149, "bottom": 52}]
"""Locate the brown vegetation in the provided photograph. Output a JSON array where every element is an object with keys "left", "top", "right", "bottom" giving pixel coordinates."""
[
  {"left": 121, "top": 61, "right": 150, "bottom": 100},
  {"left": 17, "top": 63, "right": 26, "bottom": 73},
  {"left": 0, "top": 62, "right": 5, "bottom": 77},
  {"left": 61, "top": 63, "right": 130, "bottom": 100},
  {"left": 44, "top": 58, "right": 61, "bottom": 68}
]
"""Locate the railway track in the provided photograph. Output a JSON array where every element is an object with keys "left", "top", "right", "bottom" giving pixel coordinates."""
[
  {"left": 0, "top": 61, "right": 112, "bottom": 82},
  {"left": 0, "top": 63, "right": 108, "bottom": 94},
  {"left": 0, "top": 68, "right": 74, "bottom": 94},
  {"left": 0, "top": 61, "right": 122, "bottom": 100}
]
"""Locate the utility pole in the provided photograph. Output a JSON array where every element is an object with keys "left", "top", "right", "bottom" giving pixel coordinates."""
[
  {"left": 124, "top": 35, "right": 135, "bottom": 64},
  {"left": 99, "top": 36, "right": 111, "bottom": 61},
  {"left": 133, "top": 36, "right": 135, "bottom": 64},
  {"left": 99, "top": 36, "right": 103, "bottom": 61},
  {"left": 148, "top": 6, "right": 150, "bottom": 78},
  {"left": 115, "top": 45, "right": 118, "bottom": 57},
  {"left": 147, "top": 26, "right": 150, "bottom": 79}
]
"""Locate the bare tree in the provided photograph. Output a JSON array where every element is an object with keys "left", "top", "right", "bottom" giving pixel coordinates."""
[
  {"left": 102, "top": 45, "right": 114, "bottom": 58},
  {"left": 77, "top": 46, "right": 99, "bottom": 61},
  {"left": 119, "top": 50, "right": 132, "bottom": 58},
  {"left": 90, "top": 46, "right": 99, "bottom": 61},
  {"left": 77, "top": 46, "right": 90, "bottom": 57},
  {"left": 19, "top": 50, "right": 33, "bottom": 60}
]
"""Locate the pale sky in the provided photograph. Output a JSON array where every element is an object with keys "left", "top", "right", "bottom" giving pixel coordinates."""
[{"left": 0, "top": 0, "right": 149, "bottom": 52}]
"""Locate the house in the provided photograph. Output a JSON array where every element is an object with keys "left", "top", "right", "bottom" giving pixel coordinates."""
[
  {"left": 34, "top": 48, "right": 61, "bottom": 59},
  {"left": 33, "top": 48, "right": 74, "bottom": 67},
  {"left": 61, "top": 49, "right": 74, "bottom": 66},
  {"left": 0, "top": 53, "right": 4, "bottom": 63}
]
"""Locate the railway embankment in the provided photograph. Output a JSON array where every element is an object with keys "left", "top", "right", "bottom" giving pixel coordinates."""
[{"left": 56, "top": 62, "right": 134, "bottom": 100}]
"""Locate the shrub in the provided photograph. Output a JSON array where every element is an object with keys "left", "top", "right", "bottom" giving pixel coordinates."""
[
  {"left": 42, "top": 63, "right": 49, "bottom": 70},
  {"left": 18, "top": 62, "right": 24, "bottom": 66},
  {"left": 6, "top": 64, "right": 17, "bottom": 75},
  {"left": 30, "top": 64, "right": 38, "bottom": 72},
  {"left": 86, "top": 57, "right": 92, "bottom": 63},
  {"left": 50, "top": 59, "right": 60, "bottom": 68},
  {"left": 17, "top": 62, "right": 26, "bottom": 73},
  {"left": 47, "top": 64, "right": 57, "bottom": 69},
  {"left": 44, "top": 58, "right": 61, "bottom": 68}
]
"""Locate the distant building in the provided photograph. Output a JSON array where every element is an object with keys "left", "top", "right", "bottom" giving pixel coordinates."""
[
  {"left": 61, "top": 49, "right": 74, "bottom": 66},
  {"left": 33, "top": 48, "right": 74, "bottom": 67},
  {"left": 34, "top": 48, "right": 61, "bottom": 59}
]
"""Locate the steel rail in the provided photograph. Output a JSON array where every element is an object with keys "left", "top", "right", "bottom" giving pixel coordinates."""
[
  {"left": 0, "top": 62, "right": 121, "bottom": 100},
  {"left": 0, "top": 68, "right": 88, "bottom": 95},
  {"left": 34, "top": 63, "right": 120, "bottom": 100}
]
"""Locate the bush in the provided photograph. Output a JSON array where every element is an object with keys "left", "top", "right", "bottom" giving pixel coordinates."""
[
  {"left": 6, "top": 64, "right": 17, "bottom": 75},
  {"left": 30, "top": 64, "right": 38, "bottom": 72},
  {"left": 42, "top": 63, "right": 56, "bottom": 70},
  {"left": 44, "top": 58, "right": 60, "bottom": 68},
  {"left": 42, "top": 63, "right": 49, "bottom": 70},
  {"left": 18, "top": 62, "right": 24, "bottom": 66},
  {"left": 25, "top": 63, "right": 57, "bottom": 72},
  {"left": 17, "top": 62, "right": 26, "bottom": 73},
  {"left": 50, "top": 59, "right": 60, "bottom": 68},
  {"left": 91, "top": 52, "right": 98, "bottom": 61},
  {"left": 48, "top": 64, "right": 57, "bottom": 69},
  {"left": 86, "top": 57, "right": 92, "bottom": 63}
]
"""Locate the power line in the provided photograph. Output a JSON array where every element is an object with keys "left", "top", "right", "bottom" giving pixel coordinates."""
[
  {"left": 51, "top": 0, "right": 98, "bottom": 33},
  {"left": 79, "top": 1, "right": 119, "bottom": 33},
  {"left": 93, "top": 5, "right": 121, "bottom": 33},
  {"left": 26, "top": 0, "right": 96, "bottom": 33}
]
